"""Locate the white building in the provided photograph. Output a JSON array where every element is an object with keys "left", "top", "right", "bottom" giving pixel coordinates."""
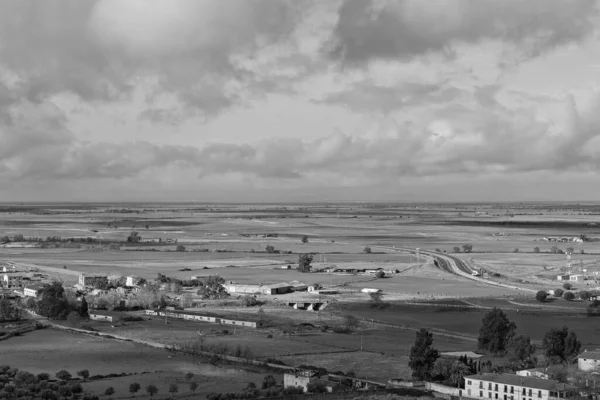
[
  {"left": 23, "top": 285, "right": 44, "bottom": 297},
  {"left": 578, "top": 350, "right": 600, "bottom": 372},
  {"left": 516, "top": 369, "right": 549, "bottom": 380},
  {"left": 464, "top": 374, "right": 576, "bottom": 400},
  {"left": 283, "top": 371, "right": 319, "bottom": 392},
  {"left": 126, "top": 276, "right": 140, "bottom": 287}
]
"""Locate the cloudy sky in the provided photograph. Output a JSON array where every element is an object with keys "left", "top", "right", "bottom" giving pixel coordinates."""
[{"left": 2, "top": 0, "right": 600, "bottom": 202}]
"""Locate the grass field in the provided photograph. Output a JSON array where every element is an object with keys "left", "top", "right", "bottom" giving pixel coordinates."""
[{"left": 1, "top": 329, "right": 267, "bottom": 397}]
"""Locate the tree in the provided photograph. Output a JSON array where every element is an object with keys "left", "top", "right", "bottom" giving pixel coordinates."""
[
  {"left": 563, "top": 282, "right": 572, "bottom": 290},
  {"left": 453, "top": 247, "right": 460, "bottom": 253},
  {"left": 262, "top": 375, "right": 277, "bottom": 389},
  {"left": 543, "top": 326, "right": 582, "bottom": 365},
  {"left": 196, "top": 275, "right": 229, "bottom": 299},
  {"left": 176, "top": 245, "right": 186, "bottom": 252},
  {"left": 449, "top": 361, "right": 470, "bottom": 388},
  {"left": 168, "top": 383, "right": 178, "bottom": 398},
  {"left": 146, "top": 385, "right": 158, "bottom": 399},
  {"left": 127, "top": 232, "right": 141, "bottom": 243},
  {"left": 432, "top": 358, "right": 454, "bottom": 381},
  {"left": 38, "top": 282, "right": 71, "bottom": 320},
  {"left": 297, "top": 253, "right": 313, "bottom": 273},
  {"left": 507, "top": 334, "right": 536, "bottom": 362},
  {"left": 554, "top": 288, "right": 564, "bottom": 297},
  {"left": 375, "top": 270, "right": 385, "bottom": 278},
  {"left": 56, "top": 370, "right": 72, "bottom": 381},
  {"left": 563, "top": 291, "right": 575, "bottom": 301},
  {"left": 129, "top": 383, "right": 141, "bottom": 397},
  {"left": 80, "top": 296, "right": 89, "bottom": 318},
  {"left": 566, "top": 247, "right": 574, "bottom": 254},
  {"left": 265, "top": 245, "right": 276, "bottom": 253},
  {"left": 408, "top": 329, "right": 440, "bottom": 380},
  {"left": 105, "top": 387, "right": 115, "bottom": 399},
  {"left": 369, "top": 292, "right": 385, "bottom": 309},
  {"left": 344, "top": 314, "right": 359, "bottom": 330},
  {"left": 477, "top": 308, "right": 516, "bottom": 355},
  {"left": 513, "top": 248, "right": 519, "bottom": 253},
  {"left": 462, "top": 244, "right": 473, "bottom": 253},
  {"left": 533, "top": 247, "right": 540, "bottom": 253},
  {"left": 189, "top": 381, "right": 198, "bottom": 393},
  {"left": 301, "top": 235, "right": 308, "bottom": 243},
  {"left": 184, "top": 372, "right": 194, "bottom": 381},
  {"left": 550, "top": 246, "right": 562, "bottom": 254},
  {"left": 535, "top": 291, "right": 548, "bottom": 302},
  {"left": 59, "top": 386, "right": 72, "bottom": 400},
  {"left": 76, "top": 370, "right": 90, "bottom": 381},
  {"left": 363, "top": 246, "right": 372, "bottom": 254}
]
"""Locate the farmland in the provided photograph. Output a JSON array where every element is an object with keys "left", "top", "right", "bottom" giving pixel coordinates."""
[{"left": 2, "top": 202, "right": 600, "bottom": 391}]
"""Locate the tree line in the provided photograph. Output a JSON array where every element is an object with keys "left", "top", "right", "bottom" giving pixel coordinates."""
[{"left": 409, "top": 307, "right": 583, "bottom": 386}]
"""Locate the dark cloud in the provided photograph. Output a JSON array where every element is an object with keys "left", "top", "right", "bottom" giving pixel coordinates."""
[{"left": 327, "top": 0, "right": 599, "bottom": 65}]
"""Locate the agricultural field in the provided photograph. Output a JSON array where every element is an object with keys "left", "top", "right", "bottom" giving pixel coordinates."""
[
  {"left": 0, "top": 329, "right": 265, "bottom": 397},
  {"left": 3, "top": 202, "right": 600, "bottom": 388}
]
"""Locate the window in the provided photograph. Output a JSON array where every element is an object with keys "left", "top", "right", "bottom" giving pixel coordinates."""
[
  {"left": 495, "top": 385, "right": 499, "bottom": 391},
  {"left": 489, "top": 384, "right": 492, "bottom": 390},
  {"left": 504, "top": 386, "right": 508, "bottom": 393},
  {"left": 523, "top": 389, "right": 526, "bottom": 395},
  {"left": 511, "top": 387, "right": 514, "bottom": 394},
  {"left": 495, "top": 394, "right": 498, "bottom": 399},
  {"left": 489, "top": 393, "right": 492, "bottom": 398},
  {"left": 528, "top": 389, "right": 532, "bottom": 396},
  {"left": 538, "top": 391, "right": 541, "bottom": 398},
  {"left": 468, "top": 381, "right": 472, "bottom": 386},
  {"left": 480, "top": 391, "right": 483, "bottom": 397},
  {"left": 480, "top": 383, "right": 484, "bottom": 389}
]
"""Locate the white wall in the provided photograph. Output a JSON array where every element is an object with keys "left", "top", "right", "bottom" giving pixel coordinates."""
[{"left": 578, "top": 357, "right": 600, "bottom": 372}]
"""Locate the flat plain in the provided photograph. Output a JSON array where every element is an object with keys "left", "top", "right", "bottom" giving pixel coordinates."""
[{"left": 2, "top": 202, "right": 600, "bottom": 392}]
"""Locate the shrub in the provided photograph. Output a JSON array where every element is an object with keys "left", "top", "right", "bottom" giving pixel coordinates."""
[
  {"left": 563, "top": 283, "right": 572, "bottom": 290},
  {"left": 375, "top": 270, "right": 385, "bottom": 278},
  {"left": 242, "top": 295, "right": 259, "bottom": 307},
  {"left": 535, "top": 291, "right": 548, "bottom": 302},
  {"left": 533, "top": 247, "right": 540, "bottom": 253},
  {"left": 453, "top": 247, "right": 460, "bottom": 253},
  {"left": 563, "top": 292, "right": 575, "bottom": 301},
  {"left": 363, "top": 246, "right": 372, "bottom": 254},
  {"left": 513, "top": 248, "right": 519, "bottom": 253},
  {"left": 554, "top": 288, "right": 564, "bottom": 297},
  {"left": 176, "top": 245, "right": 186, "bottom": 252},
  {"left": 579, "top": 291, "right": 590, "bottom": 301},
  {"left": 265, "top": 245, "right": 276, "bottom": 254}
]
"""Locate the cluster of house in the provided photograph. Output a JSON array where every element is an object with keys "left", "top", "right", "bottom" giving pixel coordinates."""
[
  {"left": 426, "top": 350, "right": 600, "bottom": 400},
  {"left": 283, "top": 370, "right": 384, "bottom": 393},
  {"left": 542, "top": 237, "right": 585, "bottom": 243},
  {"left": 556, "top": 272, "right": 600, "bottom": 291}
]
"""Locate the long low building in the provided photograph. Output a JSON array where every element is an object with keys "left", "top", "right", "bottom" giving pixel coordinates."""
[
  {"left": 145, "top": 309, "right": 264, "bottom": 328},
  {"left": 223, "top": 282, "right": 292, "bottom": 295},
  {"left": 464, "top": 373, "right": 577, "bottom": 400}
]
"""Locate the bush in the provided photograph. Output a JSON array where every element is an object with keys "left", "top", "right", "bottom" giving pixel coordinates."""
[
  {"left": 579, "top": 291, "right": 590, "bottom": 301},
  {"left": 176, "top": 245, "right": 186, "bottom": 252},
  {"left": 363, "top": 246, "right": 372, "bottom": 254},
  {"left": 513, "top": 248, "right": 519, "bottom": 253},
  {"left": 453, "top": 247, "right": 460, "bottom": 253},
  {"left": 554, "top": 288, "right": 564, "bottom": 297},
  {"left": 242, "top": 295, "right": 259, "bottom": 307},
  {"left": 265, "top": 245, "right": 276, "bottom": 254},
  {"left": 563, "top": 292, "right": 575, "bottom": 301},
  {"left": 332, "top": 326, "right": 352, "bottom": 334},
  {"left": 535, "top": 291, "right": 548, "bottom": 302},
  {"left": 375, "top": 270, "right": 385, "bottom": 278},
  {"left": 563, "top": 282, "right": 572, "bottom": 290}
]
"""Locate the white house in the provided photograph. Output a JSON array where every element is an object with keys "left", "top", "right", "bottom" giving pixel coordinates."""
[
  {"left": 283, "top": 371, "right": 319, "bottom": 392},
  {"left": 578, "top": 350, "right": 600, "bottom": 372},
  {"left": 464, "top": 374, "right": 577, "bottom": 400},
  {"left": 516, "top": 368, "right": 549, "bottom": 380},
  {"left": 89, "top": 311, "right": 122, "bottom": 323},
  {"left": 23, "top": 285, "right": 44, "bottom": 297}
]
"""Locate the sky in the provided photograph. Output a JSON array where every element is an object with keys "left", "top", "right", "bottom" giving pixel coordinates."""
[{"left": 2, "top": 0, "right": 600, "bottom": 202}]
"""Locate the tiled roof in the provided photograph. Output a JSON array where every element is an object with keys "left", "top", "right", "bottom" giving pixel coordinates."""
[
  {"left": 579, "top": 350, "right": 600, "bottom": 360},
  {"left": 466, "top": 374, "right": 575, "bottom": 391}
]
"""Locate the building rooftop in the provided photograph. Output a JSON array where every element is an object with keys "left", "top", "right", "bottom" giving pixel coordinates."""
[
  {"left": 467, "top": 374, "right": 576, "bottom": 391},
  {"left": 579, "top": 350, "right": 600, "bottom": 360},
  {"left": 90, "top": 310, "right": 123, "bottom": 317},
  {"left": 80, "top": 273, "right": 107, "bottom": 277}
]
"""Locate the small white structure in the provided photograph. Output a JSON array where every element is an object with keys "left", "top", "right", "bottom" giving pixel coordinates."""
[
  {"left": 2, "top": 274, "right": 23, "bottom": 288},
  {"left": 126, "top": 276, "right": 139, "bottom": 287},
  {"left": 89, "top": 311, "right": 122, "bottom": 323},
  {"left": 361, "top": 288, "right": 382, "bottom": 294},
  {"left": 516, "top": 368, "right": 549, "bottom": 380},
  {"left": 578, "top": 350, "right": 600, "bottom": 372}
]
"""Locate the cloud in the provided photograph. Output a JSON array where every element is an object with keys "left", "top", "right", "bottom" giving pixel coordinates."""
[
  {"left": 327, "top": 0, "right": 599, "bottom": 65},
  {"left": 0, "top": 0, "right": 307, "bottom": 119}
]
